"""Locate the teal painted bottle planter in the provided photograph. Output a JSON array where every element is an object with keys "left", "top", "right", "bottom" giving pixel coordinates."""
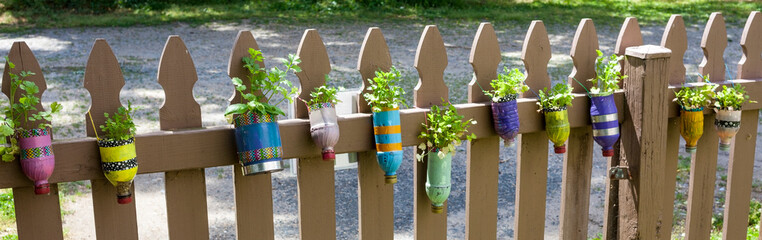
[
  {"left": 372, "top": 107, "right": 403, "bottom": 184},
  {"left": 425, "top": 150, "right": 452, "bottom": 214}
]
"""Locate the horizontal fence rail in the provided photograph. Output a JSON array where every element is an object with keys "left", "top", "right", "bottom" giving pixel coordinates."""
[{"left": 0, "top": 10, "right": 761, "bottom": 240}]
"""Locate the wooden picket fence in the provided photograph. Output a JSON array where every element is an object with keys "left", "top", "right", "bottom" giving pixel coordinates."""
[{"left": 1, "top": 11, "right": 762, "bottom": 240}]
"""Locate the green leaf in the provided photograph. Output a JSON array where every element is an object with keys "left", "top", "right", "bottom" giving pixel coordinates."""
[{"left": 224, "top": 104, "right": 248, "bottom": 116}]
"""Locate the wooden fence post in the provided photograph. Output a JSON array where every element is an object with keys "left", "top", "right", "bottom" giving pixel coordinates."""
[
  {"left": 294, "top": 29, "right": 336, "bottom": 240},
  {"left": 2, "top": 41, "right": 64, "bottom": 240},
  {"left": 83, "top": 38, "right": 140, "bottom": 240},
  {"left": 619, "top": 45, "right": 671, "bottom": 239},
  {"left": 356, "top": 27, "right": 394, "bottom": 240},
  {"left": 722, "top": 11, "right": 761, "bottom": 240},
  {"left": 157, "top": 35, "right": 209, "bottom": 240},
  {"left": 515, "top": 20, "right": 551, "bottom": 240},
  {"left": 465, "top": 22, "right": 500, "bottom": 240},
  {"left": 413, "top": 25, "right": 449, "bottom": 240},
  {"left": 227, "top": 30, "right": 276, "bottom": 240},
  {"left": 561, "top": 18, "right": 596, "bottom": 240},
  {"left": 659, "top": 14, "right": 687, "bottom": 240}
]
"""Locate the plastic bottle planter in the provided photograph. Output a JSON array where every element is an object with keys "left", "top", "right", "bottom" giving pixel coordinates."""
[
  {"left": 714, "top": 109, "right": 742, "bottom": 151},
  {"left": 234, "top": 112, "right": 285, "bottom": 176},
  {"left": 679, "top": 108, "right": 704, "bottom": 153},
  {"left": 425, "top": 150, "right": 452, "bottom": 214},
  {"left": 590, "top": 93, "right": 620, "bottom": 157},
  {"left": 308, "top": 103, "right": 340, "bottom": 161},
  {"left": 491, "top": 94, "right": 520, "bottom": 146},
  {"left": 98, "top": 137, "right": 138, "bottom": 204},
  {"left": 372, "top": 107, "right": 403, "bottom": 184},
  {"left": 544, "top": 107, "right": 571, "bottom": 154},
  {"left": 18, "top": 128, "right": 55, "bottom": 195}
]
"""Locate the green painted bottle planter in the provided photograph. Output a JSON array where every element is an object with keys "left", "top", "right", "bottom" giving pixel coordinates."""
[
  {"left": 425, "top": 150, "right": 452, "bottom": 214},
  {"left": 544, "top": 107, "right": 570, "bottom": 154}
]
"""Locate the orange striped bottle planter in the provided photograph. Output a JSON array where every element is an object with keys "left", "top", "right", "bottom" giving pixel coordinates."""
[
  {"left": 372, "top": 107, "right": 403, "bottom": 184},
  {"left": 679, "top": 108, "right": 704, "bottom": 153}
]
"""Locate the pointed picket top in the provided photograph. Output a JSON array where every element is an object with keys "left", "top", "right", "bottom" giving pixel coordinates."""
[
  {"left": 738, "top": 11, "right": 762, "bottom": 79},
  {"left": 568, "top": 19, "right": 599, "bottom": 93},
  {"left": 228, "top": 30, "right": 264, "bottom": 106},
  {"left": 295, "top": 29, "right": 331, "bottom": 118},
  {"left": 699, "top": 12, "right": 728, "bottom": 83},
  {"left": 157, "top": 35, "right": 202, "bottom": 130},
  {"left": 468, "top": 22, "right": 501, "bottom": 103},
  {"left": 661, "top": 15, "right": 688, "bottom": 86},
  {"left": 521, "top": 20, "right": 552, "bottom": 98},
  {"left": 413, "top": 25, "right": 449, "bottom": 108},
  {"left": 357, "top": 27, "right": 392, "bottom": 113},
  {"left": 615, "top": 17, "right": 644, "bottom": 57},
  {"left": 83, "top": 39, "right": 125, "bottom": 137},
  {"left": 2, "top": 42, "right": 49, "bottom": 130}
]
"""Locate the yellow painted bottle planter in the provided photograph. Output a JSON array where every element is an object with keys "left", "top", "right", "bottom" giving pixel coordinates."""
[
  {"left": 98, "top": 137, "right": 138, "bottom": 204},
  {"left": 544, "top": 107, "right": 570, "bottom": 154},
  {"left": 679, "top": 108, "right": 704, "bottom": 153}
]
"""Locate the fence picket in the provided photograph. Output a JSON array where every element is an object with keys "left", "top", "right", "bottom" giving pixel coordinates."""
[
  {"left": 659, "top": 14, "right": 687, "bottom": 240},
  {"left": 83, "top": 39, "right": 139, "bottom": 240},
  {"left": 465, "top": 22, "right": 500, "bottom": 240},
  {"left": 413, "top": 25, "right": 449, "bottom": 240},
  {"left": 157, "top": 35, "right": 209, "bottom": 240},
  {"left": 294, "top": 29, "right": 336, "bottom": 240},
  {"left": 227, "top": 30, "right": 276, "bottom": 240},
  {"left": 561, "top": 18, "right": 596, "bottom": 240},
  {"left": 615, "top": 17, "right": 643, "bottom": 82},
  {"left": 722, "top": 11, "right": 762, "bottom": 239},
  {"left": 685, "top": 12, "right": 725, "bottom": 239},
  {"left": 515, "top": 20, "right": 551, "bottom": 240},
  {"left": 356, "top": 27, "right": 394, "bottom": 240},
  {"left": 2, "top": 41, "right": 64, "bottom": 240}
]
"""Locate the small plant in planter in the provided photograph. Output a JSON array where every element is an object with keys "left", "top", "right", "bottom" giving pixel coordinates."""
[
  {"left": 302, "top": 76, "right": 342, "bottom": 161},
  {"left": 225, "top": 48, "right": 300, "bottom": 176},
  {"left": 537, "top": 83, "right": 574, "bottom": 154},
  {"left": 363, "top": 67, "right": 407, "bottom": 184},
  {"left": 588, "top": 50, "right": 626, "bottom": 157},
  {"left": 0, "top": 58, "right": 62, "bottom": 195},
  {"left": 713, "top": 85, "right": 755, "bottom": 151},
  {"left": 483, "top": 67, "right": 528, "bottom": 146},
  {"left": 674, "top": 75, "right": 717, "bottom": 153},
  {"left": 95, "top": 102, "right": 138, "bottom": 204},
  {"left": 415, "top": 102, "right": 476, "bottom": 213}
]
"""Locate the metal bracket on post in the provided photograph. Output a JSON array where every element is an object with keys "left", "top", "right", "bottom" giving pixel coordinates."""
[{"left": 608, "top": 166, "right": 630, "bottom": 180}]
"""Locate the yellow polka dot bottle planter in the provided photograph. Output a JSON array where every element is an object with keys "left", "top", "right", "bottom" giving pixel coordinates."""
[
  {"left": 544, "top": 107, "right": 571, "bottom": 154},
  {"left": 18, "top": 128, "right": 56, "bottom": 195},
  {"left": 679, "top": 108, "right": 704, "bottom": 153},
  {"left": 98, "top": 137, "right": 138, "bottom": 204},
  {"left": 234, "top": 112, "right": 285, "bottom": 176},
  {"left": 425, "top": 150, "right": 452, "bottom": 214},
  {"left": 308, "top": 103, "right": 340, "bottom": 161},
  {"left": 714, "top": 109, "right": 741, "bottom": 151}
]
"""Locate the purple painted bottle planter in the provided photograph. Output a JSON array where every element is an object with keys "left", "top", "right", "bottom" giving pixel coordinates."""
[
  {"left": 491, "top": 97, "right": 520, "bottom": 146},
  {"left": 18, "top": 128, "right": 55, "bottom": 195},
  {"left": 590, "top": 93, "right": 620, "bottom": 157}
]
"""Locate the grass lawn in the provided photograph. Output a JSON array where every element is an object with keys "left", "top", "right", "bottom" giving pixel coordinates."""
[{"left": 0, "top": 0, "right": 760, "bottom": 32}]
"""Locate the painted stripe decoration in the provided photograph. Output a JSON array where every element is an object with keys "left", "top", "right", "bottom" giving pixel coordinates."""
[
  {"left": 234, "top": 112, "right": 283, "bottom": 167},
  {"left": 20, "top": 145, "right": 53, "bottom": 160},
  {"left": 590, "top": 93, "right": 620, "bottom": 156},
  {"left": 101, "top": 158, "right": 138, "bottom": 172},
  {"left": 372, "top": 108, "right": 404, "bottom": 183}
]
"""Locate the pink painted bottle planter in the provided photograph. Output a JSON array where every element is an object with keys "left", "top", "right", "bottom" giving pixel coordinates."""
[
  {"left": 308, "top": 103, "right": 340, "bottom": 161},
  {"left": 18, "top": 128, "right": 55, "bottom": 195}
]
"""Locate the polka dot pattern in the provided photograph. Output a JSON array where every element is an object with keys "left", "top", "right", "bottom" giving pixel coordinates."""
[
  {"left": 715, "top": 119, "right": 740, "bottom": 128},
  {"left": 98, "top": 137, "right": 134, "bottom": 148},
  {"left": 101, "top": 157, "right": 138, "bottom": 172}
]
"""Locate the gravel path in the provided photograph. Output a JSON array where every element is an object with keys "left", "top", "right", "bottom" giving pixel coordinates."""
[{"left": 0, "top": 19, "right": 759, "bottom": 239}]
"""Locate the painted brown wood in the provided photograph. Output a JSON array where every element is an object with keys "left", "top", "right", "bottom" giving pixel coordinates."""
[
  {"left": 615, "top": 17, "right": 643, "bottom": 82},
  {"left": 227, "top": 30, "right": 275, "bottom": 240},
  {"left": 465, "top": 22, "right": 500, "bottom": 240},
  {"left": 514, "top": 20, "right": 551, "bottom": 240},
  {"left": 294, "top": 29, "right": 336, "bottom": 240},
  {"left": 413, "top": 25, "right": 448, "bottom": 240},
  {"left": 157, "top": 35, "right": 209, "bottom": 240},
  {"left": 356, "top": 27, "right": 394, "bottom": 240},
  {"left": 7, "top": 79, "right": 762, "bottom": 189},
  {"left": 619, "top": 45, "right": 671, "bottom": 239},
  {"left": 659, "top": 15, "right": 687, "bottom": 239},
  {"left": 661, "top": 15, "right": 688, "bottom": 86},
  {"left": 721, "top": 110, "right": 759, "bottom": 239},
  {"left": 560, "top": 18, "right": 596, "bottom": 240},
  {"left": 684, "top": 114, "right": 720, "bottom": 239},
  {"left": 83, "top": 38, "right": 139, "bottom": 240},
  {"left": 738, "top": 11, "right": 762, "bottom": 80},
  {"left": 602, "top": 140, "right": 620, "bottom": 240},
  {"left": 3, "top": 41, "right": 63, "bottom": 240},
  {"left": 699, "top": 12, "right": 728, "bottom": 82}
]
